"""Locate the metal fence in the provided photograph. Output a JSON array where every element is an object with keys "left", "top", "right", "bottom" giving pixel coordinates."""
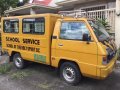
[
  {"left": 59, "top": 8, "right": 116, "bottom": 33},
  {"left": 81, "top": 8, "right": 116, "bottom": 33}
]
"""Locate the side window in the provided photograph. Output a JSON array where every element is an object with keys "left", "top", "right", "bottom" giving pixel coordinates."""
[
  {"left": 23, "top": 17, "right": 45, "bottom": 34},
  {"left": 60, "top": 21, "right": 90, "bottom": 40},
  {"left": 4, "top": 19, "right": 19, "bottom": 33}
]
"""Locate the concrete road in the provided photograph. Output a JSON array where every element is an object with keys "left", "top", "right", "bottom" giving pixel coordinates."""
[{"left": 0, "top": 61, "right": 120, "bottom": 90}]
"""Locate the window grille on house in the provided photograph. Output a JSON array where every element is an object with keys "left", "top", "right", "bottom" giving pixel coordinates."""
[
  {"left": 81, "top": 6, "right": 106, "bottom": 11},
  {"left": 80, "top": 6, "right": 106, "bottom": 20}
]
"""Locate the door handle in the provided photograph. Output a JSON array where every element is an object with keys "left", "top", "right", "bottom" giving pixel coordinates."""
[{"left": 58, "top": 44, "right": 63, "bottom": 46}]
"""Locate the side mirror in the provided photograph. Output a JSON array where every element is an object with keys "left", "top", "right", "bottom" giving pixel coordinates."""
[{"left": 82, "top": 33, "right": 91, "bottom": 44}]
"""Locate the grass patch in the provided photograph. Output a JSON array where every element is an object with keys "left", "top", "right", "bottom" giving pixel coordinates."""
[
  {"left": 38, "top": 83, "right": 52, "bottom": 89},
  {"left": 0, "top": 63, "right": 12, "bottom": 74},
  {"left": 116, "top": 48, "right": 120, "bottom": 61},
  {"left": 11, "top": 71, "right": 29, "bottom": 79}
]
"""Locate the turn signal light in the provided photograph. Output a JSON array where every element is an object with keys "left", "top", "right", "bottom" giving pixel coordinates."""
[{"left": 102, "top": 57, "right": 108, "bottom": 65}]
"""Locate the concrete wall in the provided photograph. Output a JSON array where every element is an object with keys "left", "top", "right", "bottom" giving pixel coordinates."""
[
  {"left": 108, "top": 1, "right": 116, "bottom": 8},
  {"left": 115, "top": 0, "right": 120, "bottom": 48}
]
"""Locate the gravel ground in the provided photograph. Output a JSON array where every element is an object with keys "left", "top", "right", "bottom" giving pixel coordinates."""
[{"left": 0, "top": 55, "right": 120, "bottom": 90}]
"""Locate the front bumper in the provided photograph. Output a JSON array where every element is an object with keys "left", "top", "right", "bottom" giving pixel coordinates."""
[{"left": 97, "top": 55, "right": 117, "bottom": 79}]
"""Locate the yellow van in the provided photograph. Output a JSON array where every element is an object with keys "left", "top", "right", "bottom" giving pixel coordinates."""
[{"left": 1, "top": 14, "right": 117, "bottom": 85}]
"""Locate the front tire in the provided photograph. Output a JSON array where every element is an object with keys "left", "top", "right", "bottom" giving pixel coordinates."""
[
  {"left": 13, "top": 53, "right": 26, "bottom": 69},
  {"left": 60, "top": 62, "right": 82, "bottom": 85}
]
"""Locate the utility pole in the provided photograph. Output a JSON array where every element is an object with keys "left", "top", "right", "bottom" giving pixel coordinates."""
[{"left": 115, "top": 0, "right": 120, "bottom": 48}]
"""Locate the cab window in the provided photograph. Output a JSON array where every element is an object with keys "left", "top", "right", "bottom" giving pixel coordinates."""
[
  {"left": 4, "top": 19, "right": 19, "bottom": 33},
  {"left": 60, "top": 21, "right": 90, "bottom": 40},
  {"left": 23, "top": 17, "right": 45, "bottom": 34}
]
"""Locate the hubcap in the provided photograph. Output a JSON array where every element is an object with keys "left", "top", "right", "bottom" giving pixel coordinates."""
[
  {"left": 15, "top": 57, "right": 22, "bottom": 67},
  {"left": 63, "top": 67, "right": 75, "bottom": 82}
]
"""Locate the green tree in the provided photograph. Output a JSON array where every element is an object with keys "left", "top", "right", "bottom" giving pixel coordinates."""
[{"left": 0, "top": 0, "right": 28, "bottom": 16}]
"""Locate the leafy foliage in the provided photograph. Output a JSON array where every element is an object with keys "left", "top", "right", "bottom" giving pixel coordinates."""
[
  {"left": 117, "top": 47, "right": 120, "bottom": 60},
  {"left": 11, "top": 71, "right": 29, "bottom": 79},
  {"left": 97, "top": 18, "right": 111, "bottom": 31},
  {"left": 0, "top": 63, "right": 12, "bottom": 74},
  {"left": 0, "top": 0, "right": 29, "bottom": 16},
  {"left": 97, "top": 19, "right": 109, "bottom": 27}
]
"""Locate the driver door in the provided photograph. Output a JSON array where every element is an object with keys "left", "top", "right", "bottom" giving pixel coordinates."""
[{"left": 55, "top": 20, "right": 98, "bottom": 76}]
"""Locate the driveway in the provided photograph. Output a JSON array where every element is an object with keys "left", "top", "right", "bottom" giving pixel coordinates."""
[{"left": 0, "top": 61, "right": 120, "bottom": 90}]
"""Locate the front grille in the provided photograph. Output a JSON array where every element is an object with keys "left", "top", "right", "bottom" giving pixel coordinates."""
[{"left": 106, "top": 48, "right": 116, "bottom": 63}]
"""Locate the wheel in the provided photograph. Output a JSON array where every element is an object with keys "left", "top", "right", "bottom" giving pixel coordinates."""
[
  {"left": 60, "top": 62, "right": 81, "bottom": 85},
  {"left": 13, "top": 53, "right": 26, "bottom": 69}
]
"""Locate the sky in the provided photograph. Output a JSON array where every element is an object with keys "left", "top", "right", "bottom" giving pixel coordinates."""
[
  {"left": 19, "top": 0, "right": 23, "bottom": 2},
  {"left": 29, "top": 0, "right": 46, "bottom": 3},
  {"left": 19, "top": 0, "right": 33, "bottom": 3}
]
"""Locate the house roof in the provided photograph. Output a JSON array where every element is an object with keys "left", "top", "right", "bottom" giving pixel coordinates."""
[
  {"left": 31, "top": 0, "right": 57, "bottom": 7},
  {"left": 56, "top": 0, "right": 96, "bottom": 6},
  {"left": 32, "top": 0, "right": 52, "bottom": 6},
  {"left": 4, "top": 3, "right": 59, "bottom": 16}
]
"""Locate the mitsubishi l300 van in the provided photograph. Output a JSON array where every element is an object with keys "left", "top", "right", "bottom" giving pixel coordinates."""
[{"left": 1, "top": 14, "right": 117, "bottom": 85}]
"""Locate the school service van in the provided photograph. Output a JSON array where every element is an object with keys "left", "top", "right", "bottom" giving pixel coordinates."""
[{"left": 1, "top": 14, "right": 117, "bottom": 85}]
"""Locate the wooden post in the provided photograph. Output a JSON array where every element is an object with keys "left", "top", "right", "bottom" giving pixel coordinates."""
[{"left": 115, "top": 0, "right": 120, "bottom": 48}]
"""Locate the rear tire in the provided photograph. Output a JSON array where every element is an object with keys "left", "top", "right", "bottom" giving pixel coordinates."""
[
  {"left": 13, "top": 53, "right": 26, "bottom": 69},
  {"left": 60, "top": 62, "right": 82, "bottom": 85}
]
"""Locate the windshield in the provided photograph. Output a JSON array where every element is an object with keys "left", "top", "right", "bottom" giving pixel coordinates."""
[{"left": 88, "top": 20, "right": 110, "bottom": 42}]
